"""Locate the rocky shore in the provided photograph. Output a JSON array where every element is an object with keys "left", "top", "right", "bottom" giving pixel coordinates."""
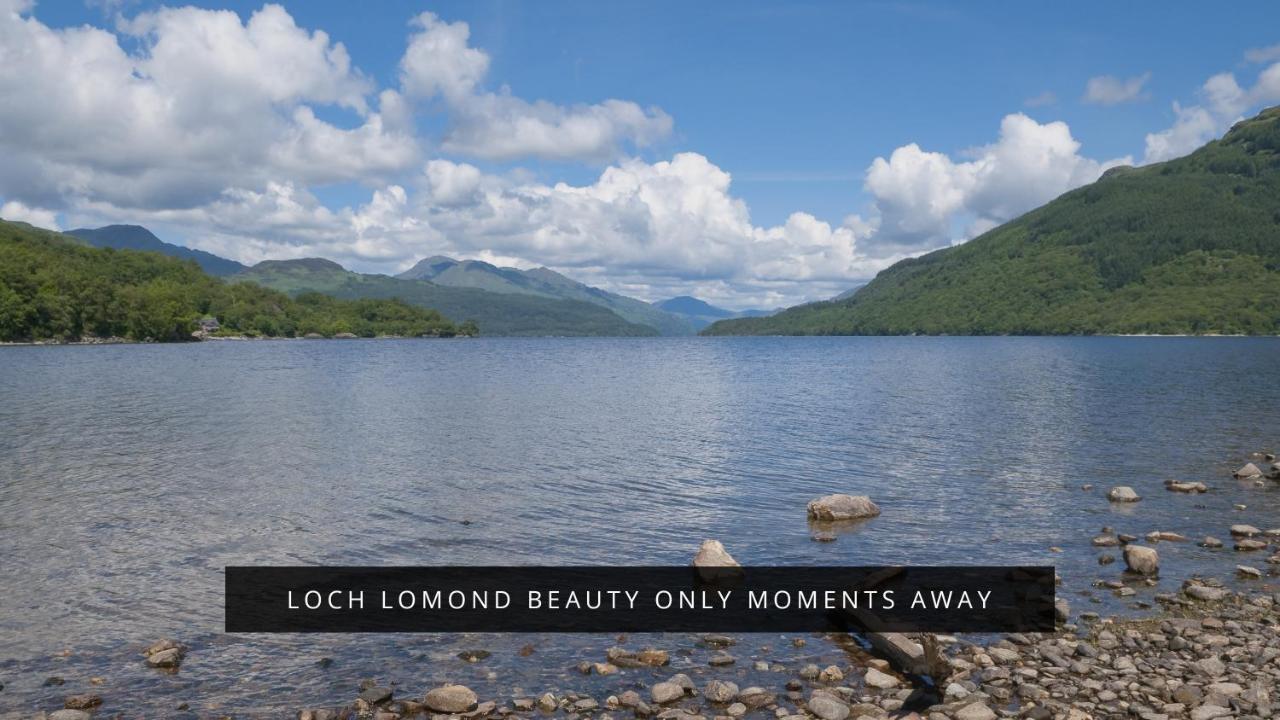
[{"left": 24, "top": 465, "right": 1280, "bottom": 720}]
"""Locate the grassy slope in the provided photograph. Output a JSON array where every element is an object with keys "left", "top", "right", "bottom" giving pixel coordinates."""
[
  {"left": 705, "top": 106, "right": 1280, "bottom": 336},
  {"left": 237, "top": 260, "right": 659, "bottom": 337}
]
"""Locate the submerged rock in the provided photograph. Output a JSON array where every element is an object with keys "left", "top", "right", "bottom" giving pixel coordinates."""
[
  {"left": 1123, "top": 545, "right": 1159, "bottom": 575},
  {"left": 63, "top": 695, "right": 102, "bottom": 710},
  {"left": 1200, "top": 536, "right": 1224, "bottom": 548},
  {"left": 806, "top": 494, "right": 881, "bottom": 521},
  {"left": 424, "top": 684, "right": 478, "bottom": 713},
  {"left": 1106, "top": 486, "right": 1141, "bottom": 502}
]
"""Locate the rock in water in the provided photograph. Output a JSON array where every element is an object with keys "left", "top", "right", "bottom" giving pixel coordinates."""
[
  {"left": 650, "top": 682, "right": 684, "bottom": 704},
  {"left": 1123, "top": 545, "right": 1159, "bottom": 575},
  {"left": 49, "top": 712, "right": 91, "bottom": 720},
  {"left": 1106, "top": 486, "right": 1141, "bottom": 502},
  {"left": 1233, "top": 463, "right": 1263, "bottom": 479},
  {"left": 806, "top": 494, "right": 881, "bottom": 521},
  {"left": 806, "top": 694, "right": 849, "bottom": 720},
  {"left": 1200, "top": 536, "right": 1224, "bottom": 548},
  {"left": 1165, "top": 480, "right": 1208, "bottom": 493},
  {"left": 703, "top": 680, "right": 739, "bottom": 704},
  {"left": 1230, "top": 524, "right": 1262, "bottom": 537},
  {"left": 424, "top": 685, "right": 478, "bottom": 713},
  {"left": 692, "top": 539, "right": 744, "bottom": 582}
]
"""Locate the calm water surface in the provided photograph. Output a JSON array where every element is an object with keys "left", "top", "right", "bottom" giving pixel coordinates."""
[{"left": 1, "top": 337, "right": 1278, "bottom": 716}]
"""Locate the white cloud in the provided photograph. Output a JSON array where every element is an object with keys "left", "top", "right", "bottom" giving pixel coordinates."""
[
  {"left": 862, "top": 113, "right": 1130, "bottom": 254},
  {"left": 399, "top": 11, "right": 488, "bottom": 101},
  {"left": 1083, "top": 72, "right": 1151, "bottom": 105},
  {"left": 1144, "top": 60, "right": 1280, "bottom": 162},
  {"left": 1, "top": 200, "right": 59, "bottom": 229},
  {"left": 0, "top": 2, "right": 418, "bottom": 210},
  {"left": 1244, "top": 44, "right": 1280, "bottom": 64},
  {"left": 399, "top": 12, "right": 672, "bottom": 162}
]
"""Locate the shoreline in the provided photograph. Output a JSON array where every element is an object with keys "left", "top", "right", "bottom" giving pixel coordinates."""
[
  {"left": 4, "top": 334, "right": 1280, "bottom": 347},
  {"left": 23, "top": 455, "right": 1280, "bottom": 720}
]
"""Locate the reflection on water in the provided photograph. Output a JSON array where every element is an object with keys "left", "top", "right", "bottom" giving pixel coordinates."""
[{"left": 1, "top": 337, "right": 1278, "bottom": 715}]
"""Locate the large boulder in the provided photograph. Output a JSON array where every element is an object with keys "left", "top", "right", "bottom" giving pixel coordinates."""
[
  {"left": 806, "top": 494, "right": 881, "bottom": 521},
  {"left": 424, "top": 685, "right": 478, "bottom": 713},
  {"left": 1123, "top": 545, "right": 1159, "bottom": 575},
  {"left": 693, "top": 539, "right": 744, "bottom": 582},
  {"left": 1106, "top": 486, "right": 1141, "bottom": 503}
]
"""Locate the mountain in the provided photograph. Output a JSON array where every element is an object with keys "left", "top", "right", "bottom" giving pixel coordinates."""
[
  {"left": 654, "top": 295, "right": 774, "bottom": 331},
  {"left": 239, "top": 259, "right": 658, "bottom": 337},
  {"left": 67, "top": 225, "right": 247, "bottom": 276},
  {"left": 399, "top": 257, "right": 694, "bottom": 335},
  {"left": 705, "top": 106, "right": 1280, "bottom": 336},
  {"left": 0, "top": 219, "right": 459, "bottom": 341}
]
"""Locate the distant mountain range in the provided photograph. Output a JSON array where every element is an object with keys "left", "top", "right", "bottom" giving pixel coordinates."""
[
  {"left": 706, "top": 105, "right": 1280, "bottom": 336},
  {"left": 652, "top": 295, "right": 774, "bottom": 331},
  {"left": 66, "top": 225, "right": 247, "bottom": 276},
  {"left": 57, "top": 225, "right": 739, "bottom": 336},
  {"left": 397, "top": 256, "right": 694, "bottom": 335}
]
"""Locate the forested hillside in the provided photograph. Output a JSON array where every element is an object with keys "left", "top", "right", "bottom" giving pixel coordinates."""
[
  {"left": 706, "top": 106, "right": 1280, "bottom": 336},
  {"left": 0, "top": 221, "right": 460, "bottom": 342}
]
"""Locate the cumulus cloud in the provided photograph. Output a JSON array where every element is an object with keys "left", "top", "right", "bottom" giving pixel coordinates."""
[
  {"left": 861, "top": 113, "right": 1130, "bottom": 254},
  {"left": 1083, "top": 72, "right": 1151, "bottom": 105},
  {"left": 0, "top": 200, "right": 59, "bottom": 229},
  {"left": 399, "top": 12, "right": 672, "bottom": 162},
  {"left": 0, "top": 3, "right": 418, "bottom": 212},
  {"left": 1144, "top": 59, "right": 1280, "bottom": 162}
]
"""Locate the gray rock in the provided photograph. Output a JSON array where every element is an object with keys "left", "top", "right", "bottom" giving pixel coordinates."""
[
  {"left": 1233, "top": 463, "right": 1263, "bottom": 479},
  {"left": 863, "top": 668, "right": 898, "bottom": 689},
  {"left": 806, "top": 494, "right": 881, "bottom": 521},
  {"left": 49, "top": 712, "right": 91, "bottom": 720},
  {"left": 1185, "top": 585, "right": 1228, "bottom": 601},
  {"left": 1124, "top": 545, "right": 1159, "bottom": 575},
  {"left": 425, "top": 685, "right": 478, "bottom": 713},
  {"left": 693, "top": 539, "right": 744, "bottom": 582},
  {"left": 359, "top": 686, "right": 392, "bottom": 705},
  {"left": 1231, "top": 524, "right": 1262, "bottom": 537},
  {"left": 1200, "top": 536, "right": 1224, "bottom": 548},
  {"left": 736, "top": 687, "right": 776, "bottom": 709},
  {"left": 806, "top": 694, "right": 849, "bottom": 720},
  {"left": 651, "top": 682, "right": 685, "bottom": 705},
  {"left": 704, "top": 680, "right": 739, "bottom": 704},
  {"left": 1166, "top": 480, "right": 1208, "bottom": 493},
  {"left": 1107, "top": 486, "right": 1141, "bottom": 502},
  {"left": 953, "top": 702, "right": 997, "bottom": 720}
]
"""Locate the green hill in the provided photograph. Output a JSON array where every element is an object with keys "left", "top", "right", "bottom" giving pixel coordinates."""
[
  {"left": 705, "top": 106, "right": 1280, "bottom": 336},
  {"left": 239, "top": 259, "right": 658, "bottom": 337},
  {"left": 399, "top": 256, "right": 694, "bottom": 335},
  {"left": 67, "top": 224, "right": 248, "bottom": 276},
  {"left": 0, "top": 220, "right": 459, "bottom": 342}
]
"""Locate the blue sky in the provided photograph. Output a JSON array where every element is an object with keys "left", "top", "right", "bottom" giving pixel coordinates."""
[{"left": 3, "top": 1, "right": 1280, "bottom": 307}]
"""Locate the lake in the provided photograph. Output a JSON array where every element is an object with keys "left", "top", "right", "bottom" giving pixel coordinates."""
[{"left": 1, "top": 337, "right": 1278, "bottom": 717}]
